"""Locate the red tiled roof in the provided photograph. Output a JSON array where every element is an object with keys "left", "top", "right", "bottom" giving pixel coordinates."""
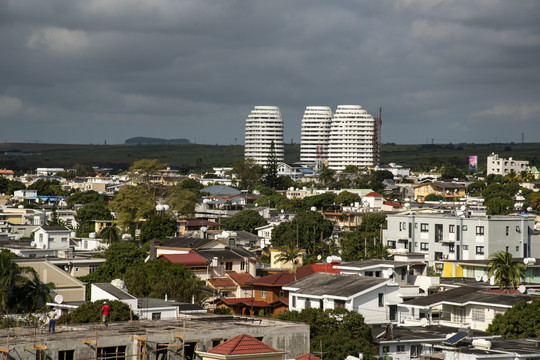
[
  {"left": 383, "top": 201, "right": 403, "bottom": 208},
  {"left": 364, "top": 191, "right": 383, "bottom": 197},
  {"left": 209, "top": 334, "right": 279, "bottom": 355},
  {"left": 228, "top": 273, "right": 255, "bottom": 286},
  {"left": 296, "top": 354, "right": 323, "bottom": 360},
  {"left": 208, "top": 277, "right": 236, "bottom": 288},
  {"left": 157, "top": 252, "right": 208, "bottom": 267},
  {"left": 252, "top": 264, "right": 339, "bottom": 287}
]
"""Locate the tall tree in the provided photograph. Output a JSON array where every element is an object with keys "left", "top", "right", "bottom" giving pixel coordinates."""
[
  {"left": 166, "top": 185, "right": 200, "bottom": 217},
  {"left": 318, "top": 165, "right": 336, "bottom": 187},
  {"left": 75, "top": 202, "right": 114, "bottom": 236},
  {"left": 232, "top": 158, "right": 263, "bottom": 191},
  {"left": 273, "top": 244, "right": 302, "bottom": 280},
  {"left": 335, "top": 191, "right": 361, "bottom": 207},
  {"left": 263, "top": 141, "right": 279, "bottom": 189},
  {"left": 222, "top": 209, "right": 267, "bottom": 233},
  {"left": 139, "top": 214, "right": 177, "bottom": 243},
  {"left": 487, "top": 251, "right": 526, "bottom": 292},
  {"left": 99, "top": 225, "right": 121, "bottom": 244},
  {"left": 487, "top": 299, "right": 540, "bottom": 338},
  {"left": 110, "top": 185, "right": 155, "bottom": 235}
]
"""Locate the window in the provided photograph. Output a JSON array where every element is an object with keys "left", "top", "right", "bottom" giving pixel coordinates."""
[
  {"left": 449, "top": 225, "right": 455, "bottom": 233},
  {"left": 261, "top": 290, "right": 267, "bottom": 299},
  {"left": 399, "top": 222, "right": 406, "bottom": 231},
  {"left": 516, "top": 246, "right": 519, "bottom": 252},
  {"left": 472, "top": 308, "right": 485, "bottom": 322},
  {"left": 59, "top": 350, "right": 74, "bottom": 360},
  {"left": 335, "top": 299, "right": 346, "bottom": 309},
  {"left": 225, "top": 262, "right": 233, "bottom": 271},
  {"left": 420, "top": 223, "right": 428, "bottom": 232},
  {"left": 435, "top": 252, "right": 443, "bottom": 260},
  {"left": 533, "top": 268, "right": 540, "bottom": 277},
  {"left": 516, "top": 226, "right": 521, "bottom": 233},
  {"left": 305, "top": 298, "right": 311, "bottom": 309},
  {"left": 89, "top": 265, "right": 97, "bottom": 273},
  {"left": 378, "top": 293, "right": 384, "bottom": 307},
  {"left": 388, "top": 241, "right": 396, "bottom": 249},
  {"left": 506, "top": 226, "right": 509, "bottom": 236},
  {"left": 463, "top": 245, "right": 469, "bottom": 250},
  {"left": 476, "top": 246, "right": 484, "bottom": 255},
  {"left": 61, "top": 237, "right": 67, "bottom": 242},
  {"left": 397, "top": 345, "right": 406, "bottom": 352},
  {"left": 462, "top": 225, "right": 468, "bottom": 231},
  {"left": 420, "top": 243, "right": 428, "bottom": 251},
  {"left": 382, "top": 346, "right": 390, "bottom": 354},
  {"left": 152, "top": 312, "right": 161, "bottom": 320},
  {"left": 240, "top": 261, "right": 245, "bottom": 271},
  {"left": 435, "top": 224, "right": 443, "bottom": 242},
  {"left": 39, "top": 234, "right": 43, "bottom": 242},
  {"left": 211, "top": 339, "right": 222, "bottom": 348},
  {"left": 292, "top": 296, "right": 296, "bottom": 308},
  {"left": 410, "top": 345, "right": 422, "bottom": 358},
  {"left": 449, "top": 243, "right": 455, "bottom": 253},
  {"left": 279, "top": 290, "right": 285, "bottom": 298},
  {"left": 476, "top": 226, "right": 484, "bottom": 235}
]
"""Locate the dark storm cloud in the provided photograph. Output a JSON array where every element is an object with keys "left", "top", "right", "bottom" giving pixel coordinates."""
[{"left": 0, "top": 0, "right": 539, "bottom": 145}]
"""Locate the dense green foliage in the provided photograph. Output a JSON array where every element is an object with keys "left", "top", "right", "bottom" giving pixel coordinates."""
[
  {"left": 232, "top": 158, "right": 263, "bottom": 191},
  {"left": 278, "top": 308, "right": 376, "bottom": 360},
  {"left": 222, "top": 210, "right": 268, "bottom": 233},
  {"left": 0, "top": 178, "right": 26, "bottom": 195},
  {"left": 335, "top": 191, "right": 361, "bottom": 207},
  {"left": 271, "top": 211, "right": 334, "bottom": 257},
  {"left": 75, "top": 202, "right": 114, "bottom": 236},
  {"left": 28, "top": 179, "right": 67, "bottom": 196},
  {"left": 139, "top": 214, "right": 177, "bottom": 242},
  {"left": 179, "top": 178, "right": 204, "bottom": 193},
  {"left": 165, "top": 186, "right": 200, "bottom": 217},
  {"left": 58, "top": 300, "right": 135, "bottom": 324},
  {"left": 67, "top": 190, "right": 110, "bottom": 207},
  {"left": 340, "top": 214, "right": 388, "bottom": 261},
  {"left": 0, "top": 250, "right": 55, "bottom": 313},
  {"left": 487, "top": 299, "right": 540, "bottom": 338},
  {"left": 124, "top": 260, "right": 206, "bottom": 303},
  {"left": 110, "top": 185, "right": 155, "bottom": 235},
  {"left": 487, "top": 251, "right": 525, "bottom": 291}
]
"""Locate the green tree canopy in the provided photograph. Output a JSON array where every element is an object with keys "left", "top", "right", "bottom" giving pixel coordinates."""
[
  {"left": 302, "top": 192, "right": 336, "bottom": 211},
  {"left": 335, "top": 191, "right": 361, "bottom": 207},
  {"left": 263, "top": 141, "right": 279, "bottom": 189},
  {"left": 232, "top": 158, "right": 263, "bottom": 191},
  {"left": 271, "top": 210, "right": 333, "bottom": 254},
  {"left": 425, "top": 193, "right": 444, "bottom": 202},
  {"left": 222, "top": 209, "right": 268, "bottom": 233},
  {"left": 59, "top": 300, "right": 135, "bottom": 324},
  {"left": 68, "top": 190, "right": 110, "bottom": 207},
  {"left": 124, "top": 260, "right": 206, "bottom": 304},
  {"left": 75, "top": 202, "right": 113, "bottom": 236},
  {"left": 139, "top": 214, "right": 177, "bottom": 243},
  {"left": 278, "top": 308, "right": 375, "bottom": 360},
  {"left": 466, "top": 181, "right": 486, "bottom": 196},
  {"left": 27, "top": 179, "right": 66, "bottom": 196},
  {"left": 179, "top": 178, "right": 204, "bottom": 193},
  {"left": 359, "top": 213, "right": 387, "bottom": 233},
  {"left": 165, "top": 186, "right": 200, "bottom": 217},
  {"left": 0, "top": 178, "right": 26, "bottom": 195},
  {"left": 318, "top": 165, "right": 336, "bottom": 187},
  {"left": 487, "top": 299, "right": 540, "bottom": 338},
  {"left": 487, "top": 251, "right": 526, "bottom": 292},
  {"left": 110, "top": 185, "right": 155, "bottom": 235}
]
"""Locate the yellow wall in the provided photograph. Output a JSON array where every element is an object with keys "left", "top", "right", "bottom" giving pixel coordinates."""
[{"left": 442, "top": 263, "right": 463, "bottom": 277}]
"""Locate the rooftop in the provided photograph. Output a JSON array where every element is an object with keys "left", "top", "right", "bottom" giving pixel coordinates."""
[
  {"left": 284, "top": 273, "right": 389, "bottom": 298},
  {"left": 207, "top": 334, "right": 279, "bottom": 355}
]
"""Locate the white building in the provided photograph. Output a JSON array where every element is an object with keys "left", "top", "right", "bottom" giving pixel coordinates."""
[
  {"left": 284, "top": 272, "right": 401, "bottom": 324},
  {"left": 328, "top": 105, "right": 377, "bottom": 170},
  {"left": 32, "top": 226, "right": 71, "bottom": 250},
  {"left": 487, "top": 153, "right": 529, "bottom": 176},
  {"left": 300, "top": 106, "right": 333, "bottom": 166},
  {"left": 244, "top": 106, "right": 284, "bottom": 166}
]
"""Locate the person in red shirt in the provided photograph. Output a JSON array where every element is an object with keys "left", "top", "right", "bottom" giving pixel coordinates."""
[{"left": 101, "top": 302, "right": 110, "bottom": 327}]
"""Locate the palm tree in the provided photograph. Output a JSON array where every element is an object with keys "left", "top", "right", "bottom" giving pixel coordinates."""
[
  {"left": 318, "top": 165, "right": 336, "bottom": 188},
  {"left": 487, "top": 251, "right": 526, "bottom": 293},
  {"left": 274, "top": 244, "right": 302, "bottom": 281},
  {"left": 0, "top": 250, "right": 33, "bottom": 312},
  {"left": 16, "top": 269, "right": 55, "bottom": 312},
  {"left": 100, "top": 225, "right": 121, "bottom": 244}
]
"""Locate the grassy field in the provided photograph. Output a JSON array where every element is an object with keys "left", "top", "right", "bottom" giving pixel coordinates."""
[{"left": 0, "top": 142, "right": 538, "bottom": 172}]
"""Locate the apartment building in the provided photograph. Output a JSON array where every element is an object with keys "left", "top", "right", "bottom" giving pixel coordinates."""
[
  {"left": 383, "top": 212, "right": 539, "bottom": 263},
  {"left": 487, "top": 153, "right": 529, "bottom": 176},
  {"left": 300, "top": 106, "right": 333, "bottom": 166},
  {"left": 328, "top": 105, "right": 377, "bottom": 170},
  {"left": 244, "top": 106, "right": 284, "bottom": 166}
]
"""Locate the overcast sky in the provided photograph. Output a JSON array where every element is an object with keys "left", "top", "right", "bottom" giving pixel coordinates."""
[{"left": 1, "top": 0, "right": 539, "bottom": 145}]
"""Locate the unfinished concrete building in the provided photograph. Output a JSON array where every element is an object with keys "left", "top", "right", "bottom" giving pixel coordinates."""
[{"left": 0, "top": 315, "right": 309, "bottom": 360}]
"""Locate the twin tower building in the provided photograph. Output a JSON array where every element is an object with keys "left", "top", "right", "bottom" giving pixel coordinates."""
[{"left": 244, "top": 105, "right": 381, "bottom": 171}]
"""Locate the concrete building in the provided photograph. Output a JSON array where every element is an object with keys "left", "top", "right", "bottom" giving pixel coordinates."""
[
  {"left": 0, "top": 315, "right": 309, "bottom": 360},
  {"left": 32, "top": 226, "right": 71, "bottom": 250},
  {"left": 328, "top": 105, "right": 377, "bottom": 171},
  {"left": 300, "top": 106, "right": 333, "bottom": 167},
  {"left": 487, "top": 153, "right": 529, "bottom": 176},
  {"left": 382, "top": 212, "right": 539, "bottom": 263},
  {"left": 244, "top": 106, "right": 284, "bottom": 166}
]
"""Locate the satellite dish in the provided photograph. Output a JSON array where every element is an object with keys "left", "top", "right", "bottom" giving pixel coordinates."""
[
  {"left": 317, "top": 254, "right": 322, "bottom": 260},
  {"left": 475, "top": 275, "right": 482, "bottom": 282},
  {"left": 518, "top": 285, "right": 526, "bottom": 294},
  {"left": 30, "top": 241, "right": 36, "bottom": 247},
  {"left": 54, "top": 294, "right": 64, "bottom": 304},
  {"left": 482, "top": 274, "right": 488, "bottom": 282},
  {"left": 382, "top": 269, "right": 389, "bottom": 278},
  {"left": 420, "top": 318, "right": 428, "bottom": 327},
  {"left": 460, "top": 205, "right": 466, "bottom": 211}
]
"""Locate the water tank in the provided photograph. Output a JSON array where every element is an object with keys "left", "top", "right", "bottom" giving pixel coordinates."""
[
  {"left": 472, "top": 339, "right": 491, "bottom": 350},
  {"left": 89, "top": 232, "right": 96, "bottom": 239},
  {"left": 162, "top": 204, "right": 170, "bottom": 211},
  {"left": 155, "top": 204, "right": 165, "bottom": 211},
  {"left": 70, "top": 231, "right": 77, "bottom": 238}
]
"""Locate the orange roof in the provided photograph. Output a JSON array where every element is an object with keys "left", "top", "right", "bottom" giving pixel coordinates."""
[
  {"left": 228, "top": 273, "right": 255, "bottom": 286},
  {"left": 208, "top": 277, "right": 236, "bottom": 288},
  {"left": 209, "top": 334, "right": 279, "bottom": 355},
  {"left": 296, "top": 354, "right": 323, "bottom": 360},
  {"left": 0, "top": 169, "right": 14, "bottom": 174},
  {"left": 364, "top": 191, "right": 382, "bottom": 197}
]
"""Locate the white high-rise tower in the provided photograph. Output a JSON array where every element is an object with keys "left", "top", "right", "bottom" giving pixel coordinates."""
[
  {"left": 328, "top": 105, "right": 376, "bottom": 170},
  {"left": 244, "top": 106, "right": 284, "bottom": 165},
  {"left": 300, "top": 106, "right": 333, "bottom": 167}
]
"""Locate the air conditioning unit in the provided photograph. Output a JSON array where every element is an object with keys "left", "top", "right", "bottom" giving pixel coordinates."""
[{"left": 443, "top": 254, "right": 449, "bottom": 259}]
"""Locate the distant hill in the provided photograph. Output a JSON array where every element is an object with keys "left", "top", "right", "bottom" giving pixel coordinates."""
[{"left": 125, "top": 137, "right": 191, "bottom": 145}]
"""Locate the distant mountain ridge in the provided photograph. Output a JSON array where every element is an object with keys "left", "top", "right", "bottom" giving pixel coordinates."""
[{"left": 125, "top": 137, "right": 191, "bottom": 145}]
